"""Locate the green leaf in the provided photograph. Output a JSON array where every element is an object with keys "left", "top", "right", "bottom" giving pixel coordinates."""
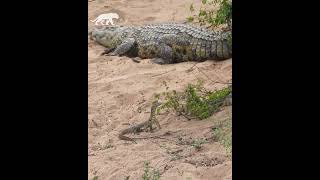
[
  {"left": 186, "top": 16, "right": 194, "bottom": 22},
  {"left": 199, "top": 9, "right": 207, "bottom": 16}
]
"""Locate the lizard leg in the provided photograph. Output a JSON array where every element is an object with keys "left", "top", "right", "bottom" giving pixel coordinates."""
[
  {"left": 148, "top": 122, "right": 154, "bottom": 132},
  {"left": 107, "top": 38, "right": 136, "bottom": 56},
  {"left": 154, "top": 119, "right": 161, "bottom": 130}
]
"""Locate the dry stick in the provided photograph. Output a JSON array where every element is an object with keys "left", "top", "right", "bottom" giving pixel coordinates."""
[
  {"left": 133, "top": 135, "right": 175, "bottom": 142},
  {"left": 151, "top": 69, "right": 176, "bottom": 77},
  {"left": 187, "top": 62, "right": 232, "bottom": 85},
  {"left": 194, "top": 64, "right": 232, "bottom": 85},
  {"left": 127, "top": 131, "right": 178, "bottom": 142},
  {"left": 176, "top": 109, "right": 196, "bottom": 121}
]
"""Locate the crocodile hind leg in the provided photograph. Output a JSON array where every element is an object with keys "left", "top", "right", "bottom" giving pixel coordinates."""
[
  {"left": 138, "top": 42, "right": 173, "bottom": 64},
  {"left": 105, "top": 38, "right": 136, "bottom": 56},
  {"left": 151, "top": 43, "right": 174, "bottom": 64},
  {"left": 157, "top": 34, "right": 190, "bottom": 63}
]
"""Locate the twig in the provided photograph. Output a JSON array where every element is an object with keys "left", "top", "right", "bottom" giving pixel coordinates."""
[
  {"left": 151, "top": 69, "right": 176, "bottom": 77},
  {"left": 186, "top": 62, "right": 231, "bottom": 85},
  {"left": 176, "top": 110, "right": 196, "bottom": 121},
  {"left": 194, "top": 64, "right": 232, "bottom": 85}
]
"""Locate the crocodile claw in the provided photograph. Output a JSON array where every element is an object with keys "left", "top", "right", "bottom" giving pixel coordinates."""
[
  {"left": 107, "top": 52, "right": 117, "bottom": 56},
  {"left": 151, "top": 58, "right": 165, "bottom": 65}
]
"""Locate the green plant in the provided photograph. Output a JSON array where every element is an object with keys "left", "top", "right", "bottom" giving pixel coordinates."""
[
  {"left": 185, "top": 84, "right": 210, "bottom": 119},
  {"left": 191, "top": 139, "right": 207, "bottom": 150},
  {"left": 142, "top": 162, "right": 150, "bottom": 180},
  {"left": 152, "top": 169, "right": 160, "bottom": 180},
  {"left": 186, "top": 16, "right": 194, "bottom": 22},
  {"left": 188, "top": 0, "right": 232, "bottom": 29},
  {"left": 142, "top": 161, "right": 161, "bottom": 180},
  {"left": 93, "top": 176, "right": 98, "bottom": 180},
  {"left": 214, "top": 0, "right": 232, "bottom": 26},
  {"left": 157, "top": 82, "right": 231, "bottom": 120},
  {"left": 212, "top": 117, "right": 232, "bottom": 153}
]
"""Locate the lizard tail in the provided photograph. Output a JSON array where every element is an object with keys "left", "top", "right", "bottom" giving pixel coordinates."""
[{"left": 118, "top": 134, "right": 136, "bottom": 143}]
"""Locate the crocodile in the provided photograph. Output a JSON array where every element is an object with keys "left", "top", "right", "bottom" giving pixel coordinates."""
[
  {"left": 90, "top": 23, "right": 232, "bottom": 64},
  {"left": 118, "top": 101, "right": 162, "bottom": 142}
]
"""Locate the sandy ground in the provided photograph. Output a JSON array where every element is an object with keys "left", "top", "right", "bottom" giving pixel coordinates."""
[{"left": 88, "top": 0, "right": 232, "bottom": 179}]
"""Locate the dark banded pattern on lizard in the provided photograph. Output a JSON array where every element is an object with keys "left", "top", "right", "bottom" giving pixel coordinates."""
[{"left": 118, "top": 101, "right": 162, "bottom": 142}]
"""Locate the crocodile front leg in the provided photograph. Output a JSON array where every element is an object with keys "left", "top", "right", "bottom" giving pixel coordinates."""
[{"left": 106, "top": 38, "right": 136, "bottom": 56}]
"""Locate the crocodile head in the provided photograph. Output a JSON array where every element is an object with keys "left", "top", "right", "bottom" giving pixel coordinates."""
[{"left": 91, "top": 26, "right": 126, "bottom": 50}]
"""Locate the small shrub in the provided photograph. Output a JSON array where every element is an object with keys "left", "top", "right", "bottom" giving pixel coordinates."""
[
  {"left": 142, "top": 161, "right": 160, "bottom": 180},
  {"left": 186, "top": 16, "right": 195, "bottom": 22},
  {"left": 188, "top": 0, "right": 232, "bottom": 29},
  {"left": 157, "top": 82, "right": 231, "bottom": 120},
  {"left": 191, "top": 139, "right": 207, "bottom": 150},
  {"left": 212, "top": 117, "right": 232, "bottom": 153}
]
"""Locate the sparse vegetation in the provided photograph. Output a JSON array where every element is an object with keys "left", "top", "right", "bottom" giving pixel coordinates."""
[
  {"left": 155, "top": 81, "right": 232, "bottom": 154},
  {"left": 186, "top": 16, "right": 195, "bottom": 22},
  {"left": 191, "top": 139, "right": 207, "bottom": 150},
  {"left": 212, "top": 117, "right": 232, "bottom": 153},
  {"left": 187, "top": 0, "right": 232, "bottom": 29},
  {"left": 142, "top": 161, "right": 161, "bottom": 180},
  {"left": 213, "top": 0, "right": 232, "bottom": 27},
  {"left": 156, "top": 81, "right": 231, "bottom": 120}
]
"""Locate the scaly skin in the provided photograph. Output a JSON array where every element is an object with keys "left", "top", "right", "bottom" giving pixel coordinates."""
[
  {"left": 91, "top": 23, "right": 232, "bottom": 64},
  {"left": 118, "top": 101, "right": 161, "bottom": 142}
]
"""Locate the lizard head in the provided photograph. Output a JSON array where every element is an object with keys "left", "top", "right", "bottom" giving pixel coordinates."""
[{"left": 152, "top": 100, "right": 162, "bottom": 108}]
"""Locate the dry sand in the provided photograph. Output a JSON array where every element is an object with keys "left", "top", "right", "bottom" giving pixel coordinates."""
[{"left": 88, "top": 0, "right": 232, "bottom": 179}]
